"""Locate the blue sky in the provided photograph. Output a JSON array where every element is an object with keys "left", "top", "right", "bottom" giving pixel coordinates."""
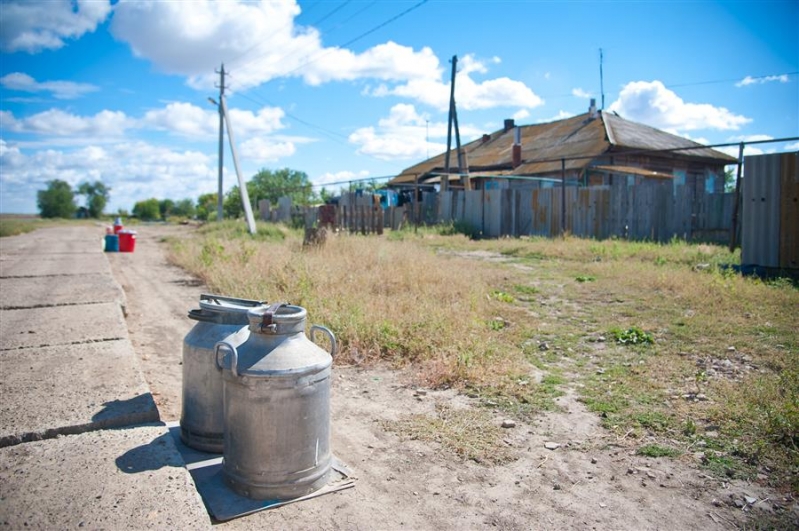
[{"left": 1, "top": 0, "right": 797, "bottom": 214}]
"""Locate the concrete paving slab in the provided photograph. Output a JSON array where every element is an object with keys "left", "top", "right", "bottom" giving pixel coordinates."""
[
  {"left": 0, "top": 302, "right": 127, "bottom": 350},
  {"left": 0, "top": 425, "right": 211, "bottom": 529},
  {"left": 0, "top": 340, "right": 159, "bottom": 447},
  {"left": 0, "top": 270, "right": 123, "bottom": 308},
  {"left": 0, "top": 273, "right": 123, "bottom": 309},
  {"left": 0, "top": 226, "right": 104, "bottom": 255},
  {"left": 0, "top": 254, "right": 111, "bottom": 277}
]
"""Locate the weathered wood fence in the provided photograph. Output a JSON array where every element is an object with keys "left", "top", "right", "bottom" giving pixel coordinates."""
[{"left": 262, "top": 181, "right": 735, "bottom": 242}]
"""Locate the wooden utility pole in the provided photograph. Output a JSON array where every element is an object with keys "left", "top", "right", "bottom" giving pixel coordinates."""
[
  {"left": 219, "top": 96, "right": 257, "bottom": 235},
  {"left": 215, "top": 64, "right": 226, "bottom": 222},
  {"left": 443, "top": 55, "right": 457, "bottom": 193}
]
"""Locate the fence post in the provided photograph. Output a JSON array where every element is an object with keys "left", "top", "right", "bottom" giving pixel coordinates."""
[
  {"left": 561, "top": 158, "right": 566, "bottom": 237},
  {"left": 729, "top": 141, "right": 745, "bottom": 252}
]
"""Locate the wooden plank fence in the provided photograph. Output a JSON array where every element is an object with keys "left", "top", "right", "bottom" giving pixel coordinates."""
[{"left": 263, "top": 183, "right": 734, "bottom": 243}]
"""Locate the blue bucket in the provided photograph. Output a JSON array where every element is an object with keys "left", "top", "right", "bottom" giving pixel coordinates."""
[{"left": 104, "top": 234, "right": 119, "bottom": 252}]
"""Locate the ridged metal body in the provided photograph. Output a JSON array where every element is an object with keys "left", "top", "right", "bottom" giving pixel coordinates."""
[
  {"left": 217, "top": 304, "right": 336, "bottom": 500},
  {"left": 180, "top": 294, "right": 265, "bottom": 453}
]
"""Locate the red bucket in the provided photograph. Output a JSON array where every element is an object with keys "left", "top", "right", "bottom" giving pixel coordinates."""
[{"left": 118, "top": 230, "right": 137, "bottom": 252}]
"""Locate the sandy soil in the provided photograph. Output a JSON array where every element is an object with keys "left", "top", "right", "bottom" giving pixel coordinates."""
[{"left": 108, "top": 224, "right": 792, "bottom": 530}]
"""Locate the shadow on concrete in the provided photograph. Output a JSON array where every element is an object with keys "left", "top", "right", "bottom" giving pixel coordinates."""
[
  {"left": 92, "top": 393, "right": 160, "bottom": 426},
  {"left": 115, "top": 432, "right": 186, "bottom": 474}
]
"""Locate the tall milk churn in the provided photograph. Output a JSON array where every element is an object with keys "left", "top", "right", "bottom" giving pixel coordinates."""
[
  {"left": 216, "top": 303, "right": 336, "bottom": 500},
  {"left": 180, "top": 294, "right": 266, "bottom": 453}
]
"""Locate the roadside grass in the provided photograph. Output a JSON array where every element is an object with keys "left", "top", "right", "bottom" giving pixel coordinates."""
[
  {"left": 167, "top": 223, "right": 798, "bottom": 491},
  {"left": 0, "top": 216, "right": 45, "bottom": 237}
]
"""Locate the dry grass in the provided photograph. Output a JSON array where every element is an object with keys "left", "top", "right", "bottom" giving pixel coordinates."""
[
  {"left": 168, "top": 222, "right": 798, "bottom": 491},
  {"left": 168, "top": 221, "right": 530, "bottom": 390},
  {"left": 383, "top": 403, "right": 515, "bottom": 465}
]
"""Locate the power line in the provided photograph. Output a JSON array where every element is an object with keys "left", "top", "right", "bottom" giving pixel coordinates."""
[
  {"left": 278, "top": 0, "right": 429, "bottom": 79},
  {"left": 234, "top": 91, "right": 352, "bottom": 147}
]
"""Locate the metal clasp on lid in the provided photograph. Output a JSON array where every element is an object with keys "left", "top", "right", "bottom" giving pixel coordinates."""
[{"left": 259, "top": 302, "right": 287, "bottom": 334}]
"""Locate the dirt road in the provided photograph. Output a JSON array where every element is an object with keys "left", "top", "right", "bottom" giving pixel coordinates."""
[{"left": 108, "top": 224, "right": 786, "bottom": 530}]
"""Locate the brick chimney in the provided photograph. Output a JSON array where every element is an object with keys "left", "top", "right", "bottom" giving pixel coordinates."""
[
  {"left": 503, "top": 118, "right": 515, "bottom": 132},
  {"left": 589, "top": 98, "right": 598, "bottom": 119}
]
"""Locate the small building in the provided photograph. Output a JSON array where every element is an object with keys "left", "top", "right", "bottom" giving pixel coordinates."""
[{"left": 389, "top": 101, "right": 736, "bottom": 198}]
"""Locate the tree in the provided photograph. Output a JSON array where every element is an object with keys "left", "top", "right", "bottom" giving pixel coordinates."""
[
  {"left": 159, "top": 199, "right": 175, "bottom": 220},
  {"left": 196, "top": 193, "right": 218, "bottom": 221},
  {"left": 172, "top": 198, "right": 196, "bottom": 218},
  {"left": 319, "top": 187, "right": 334, "bottom": 204},
  {"left": 76, "top": 181, "right": 110, "bottom": 218},
  {"left": 724, "top": 167, "right": 736, "bottom": 192},
  {"left": 132, "top": 198, "right": 160, "bottom": 221},
  {"left": 37, "top": 179, "right": 76, "bottom": 218},
  {"left": 249, "top": 168, "right": 314, "bottom": 207}
]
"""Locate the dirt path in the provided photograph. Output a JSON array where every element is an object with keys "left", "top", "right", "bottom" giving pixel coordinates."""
[{"left": 109, "top": 224, "right": 786, "bottom": 530}]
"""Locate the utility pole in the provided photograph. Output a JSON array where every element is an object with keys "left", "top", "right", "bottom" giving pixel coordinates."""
[
  {"left": 219, "top": 95, "right": 257, "bottom": 235},
  {"left": 215, "top": 64, "right": 226, "bottom": 221},
  {"left": 443, "top": 55, "right": 457, "bottom": 194}
]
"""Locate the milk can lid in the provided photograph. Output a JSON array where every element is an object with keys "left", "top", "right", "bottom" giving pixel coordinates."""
[
  {"left": 247, "top": 302, "right": 306, "bottom": 334},
  {"left": 189, "top": 293, "right": 267, "bottom": 323}
]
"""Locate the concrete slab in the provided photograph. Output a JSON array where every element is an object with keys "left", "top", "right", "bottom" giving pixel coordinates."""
[
  {"left": 0, "top": 273, "right": 123, "bottom": 309},
  {"left": 0, "top": 226, "right": 104, "bottom": 255},
  {"left": 0, "top": 425, "right": 211, "bottom": 529},
  {"left": 0, "top": 254, "right": 111, "bottom": 278},
  {"left": 0, "top": 302, "right": 127, "bottom": 350},
  {"left": 0, "top": 340, "right": 159, "bottom": 447}
]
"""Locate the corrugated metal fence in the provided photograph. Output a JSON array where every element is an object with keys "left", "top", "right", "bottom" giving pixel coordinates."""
[{"left": 741, "top": 152, "right": 798, "bottom": 269}]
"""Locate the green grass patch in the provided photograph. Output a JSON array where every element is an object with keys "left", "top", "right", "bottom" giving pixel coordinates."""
[
  {"left": 610, "top": 326, "right": 654, "bottom": 346},
  {"left": 636, "top": 444, "right": 682, "bottom": 458}
]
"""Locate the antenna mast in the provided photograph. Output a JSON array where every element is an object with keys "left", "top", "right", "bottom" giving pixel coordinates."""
[{"left": 599, "top": 48, "right": 605, "bottom": 110}]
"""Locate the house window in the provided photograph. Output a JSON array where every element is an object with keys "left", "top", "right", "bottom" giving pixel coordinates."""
[
  {"left": 705, "top": 175, "right": 715, "bottom": 194},
  {"left": 673, "top": 170, "right": 686, "bottom": 198}
]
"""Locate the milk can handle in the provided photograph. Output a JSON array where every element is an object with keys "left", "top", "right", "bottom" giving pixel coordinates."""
[
  {"left": 214, "top": 341, "right": 238, "bottom": 377},
  {"left": 310, "top": 325, "right": 337, "bottom": 357}
]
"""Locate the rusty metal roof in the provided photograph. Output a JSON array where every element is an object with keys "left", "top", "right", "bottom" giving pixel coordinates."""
[{"left": 390, "top": 111, "right": 736, "bottom": 185}]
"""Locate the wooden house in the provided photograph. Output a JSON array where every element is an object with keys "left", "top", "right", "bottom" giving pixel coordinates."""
[{"left": 389, "top": 101, "right": 736, "bottom": 198}]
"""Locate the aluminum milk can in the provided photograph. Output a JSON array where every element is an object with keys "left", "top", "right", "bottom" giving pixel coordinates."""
[
  {"left": 216, "top": 303, "right": 336, "bottom": 500},
  {"left": 180, "top": 294, "right": 266, "bottom": 453}
]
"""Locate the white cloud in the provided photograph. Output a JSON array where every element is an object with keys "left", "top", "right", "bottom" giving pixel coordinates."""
[
  {"left": 512, "top": 109, "right": 530, "bottom": 121},
  {"left": 110, "top": 1, "right": 440, "bottom": 91},
  {"left": 109, "top": 2, "right": 541, "bottom": 111},
  {"left": 143, "top": 103, "right": 217, "bottom": 138},
  {"left": 735, "top": 74, "right": 789, "bottom": 87},
  {"left": 312, "top": 170, "right": 370, "bottom": 189},
  {"left": 239, "top": 137, "right": 295, "bottom": 162},
  {"left": 1, "top": 109, "right": 133, "bottom": 138},
  {"left": 0, "top": 72, "right": 98, "bottom": 100},
  {"left": 785, "top": 141, "right": 799, "bottom": 151},
  {"left": 0, "top": 140, "right": 220, "bottom": 213},
  {"left": 608, "top": 80, "right": 751, "bottom": 131},
  {"left": 349, "top": 104, "right": 448, "bottom": 161},
  {"left": 227, "top": 106, "right": 286, "bottom": 136},
  {"left": 0, "top": 0, "right": 112, "bottom": 53},
  {"left": 536, "top": 110, "right": 574, "bottom": 123},
  {"left": 572, "top": 88, "right": 592, "bottom": 99},
  {"left": 727, "top": 134, "right": 774, "bottom": 143},
  {"left": 374, "top": 54, "right": 544, "bottom": 111}
]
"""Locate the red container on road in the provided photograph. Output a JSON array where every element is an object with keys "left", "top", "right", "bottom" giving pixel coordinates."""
[{"left": 118, "top": 230, "right": 137, "bottom": 252}]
